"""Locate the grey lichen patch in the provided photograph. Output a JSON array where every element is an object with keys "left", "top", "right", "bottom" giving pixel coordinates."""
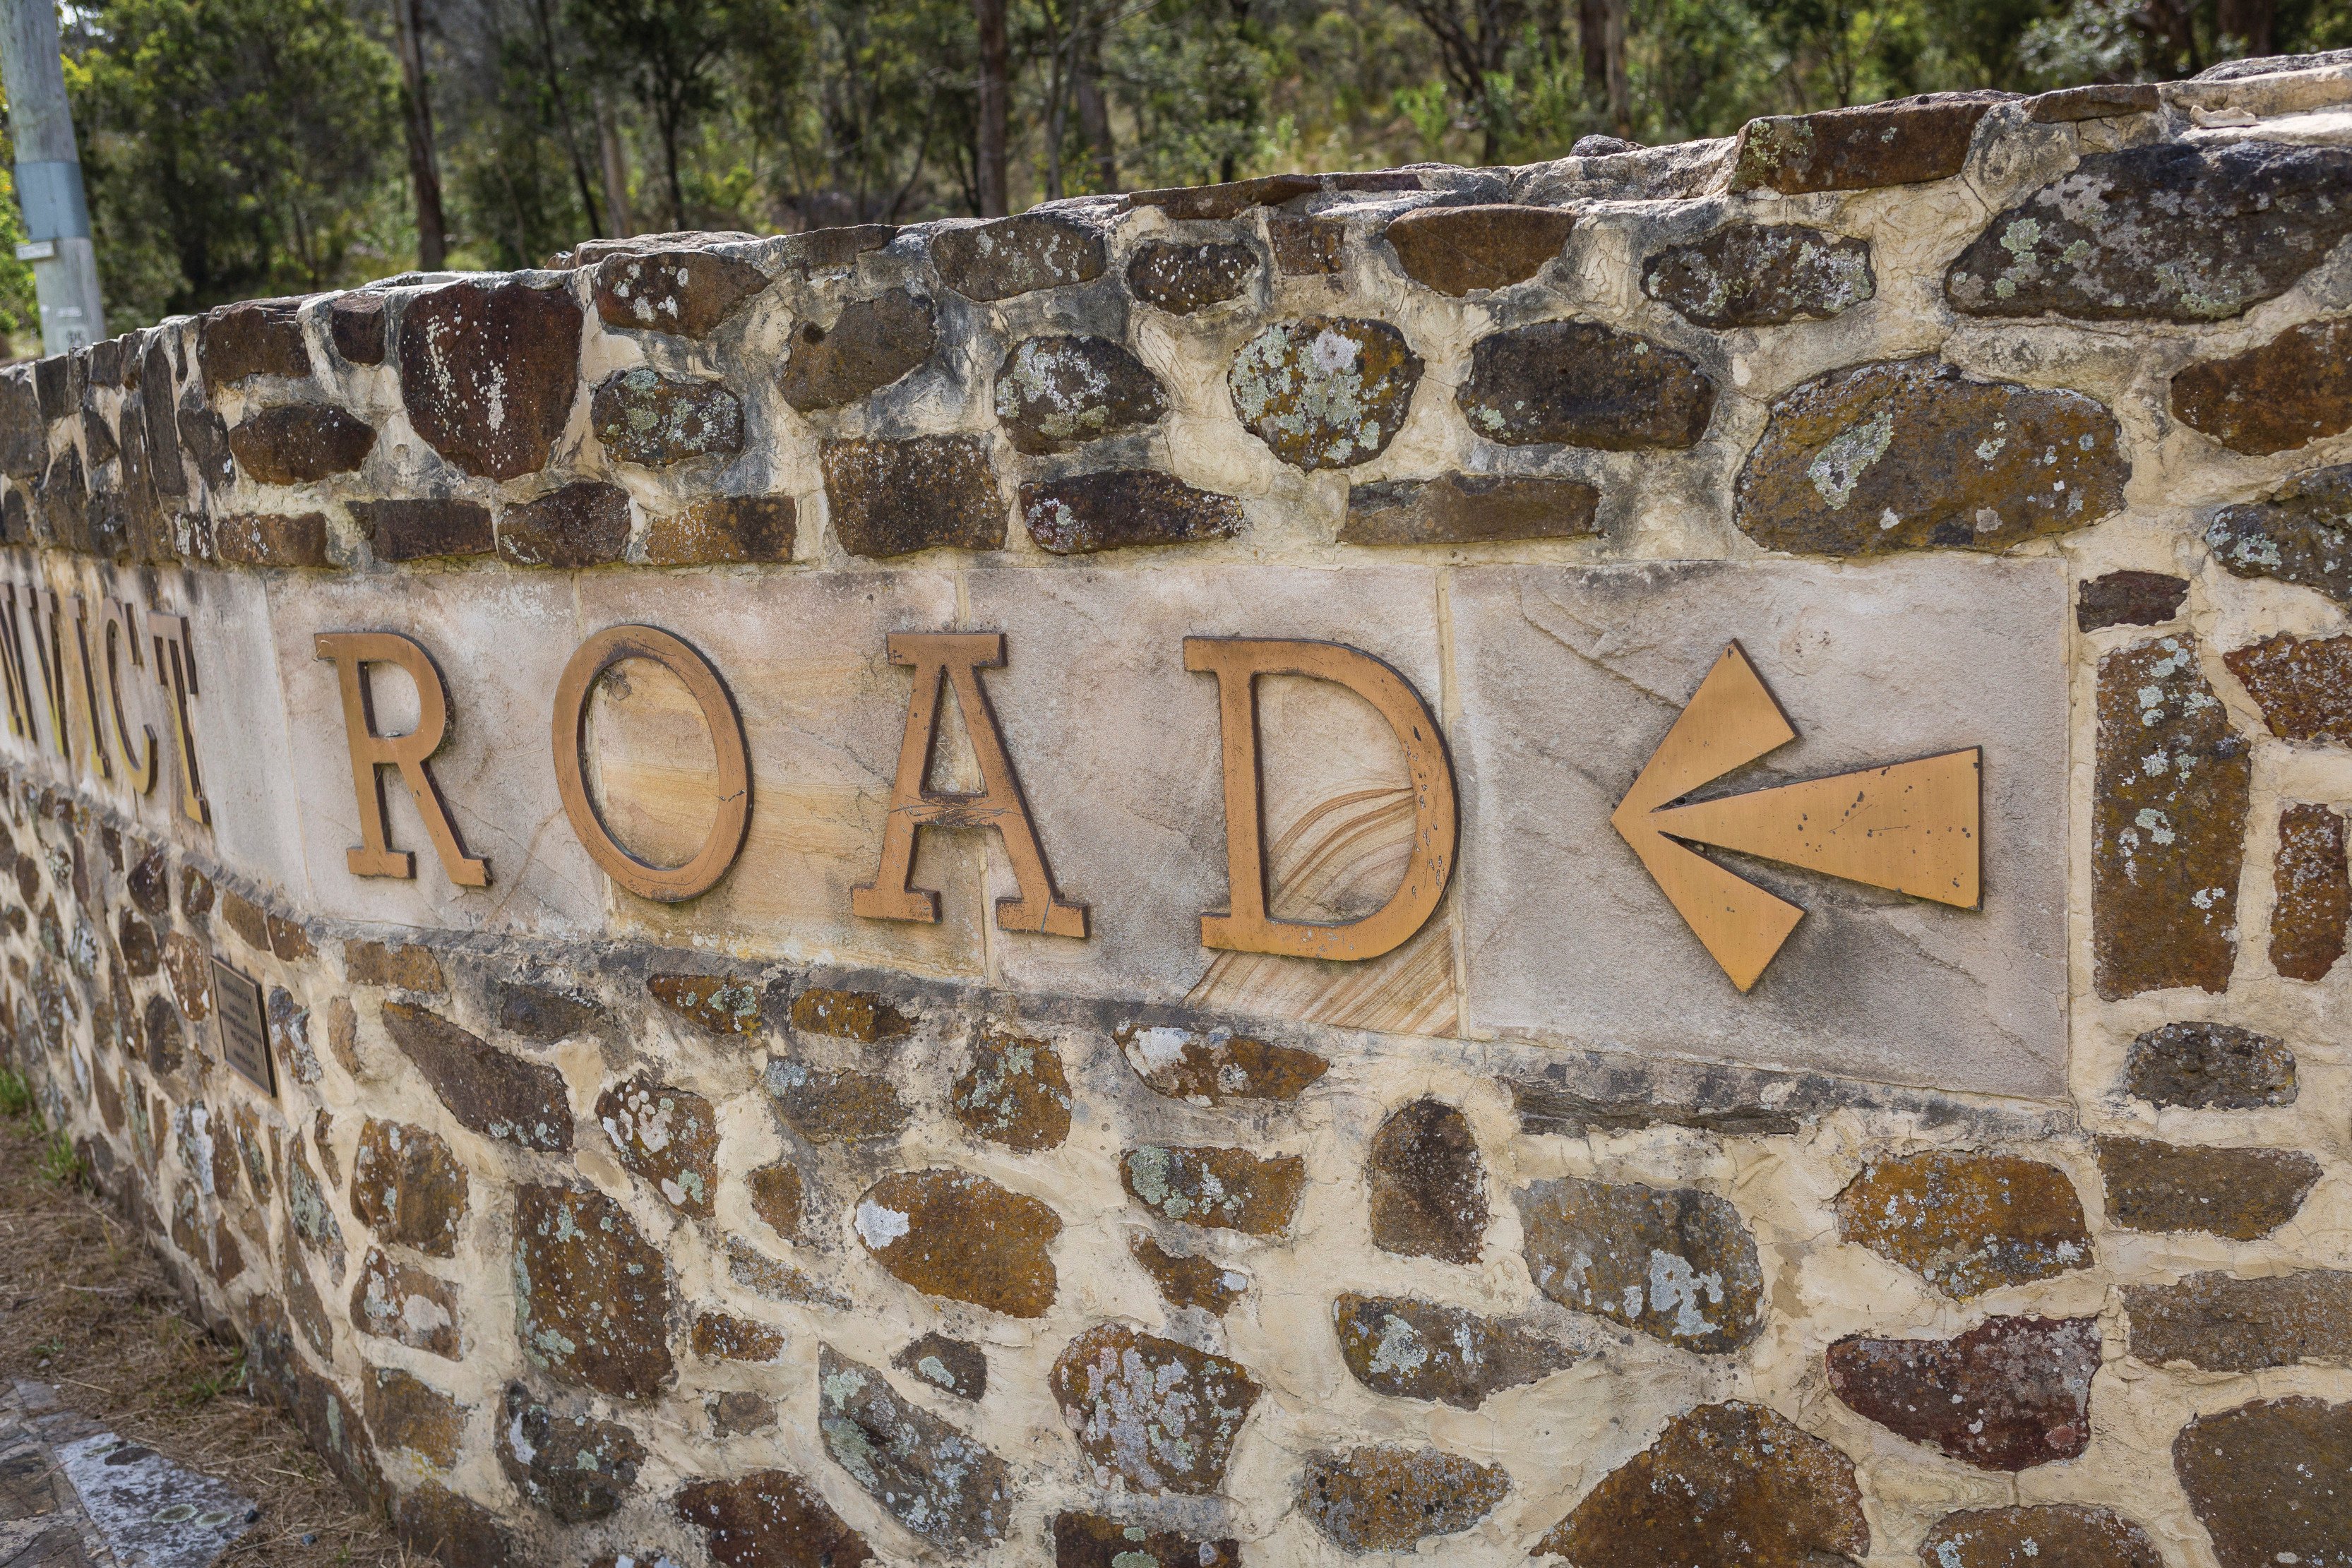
[
  {"left": 950, "top": 1027, "right": 1071, "bottom": 1150},
  {"left": 590, "top": 369, "right": 743, "bottom": 467},
  {"left": 1642, "top": 224, "right": 1874, "bottom": 328},
  {"left": 1836, "top": 1151, "right": 2091, "bottom": 1297},
  {"left": 513, "top": 1184, "right": 676, "bottom": 1401},
  {"left": 765, "top": 1059, "right": 912, "bottom": 1143},
  {"left": 817, "top": 1345, "right": 1013, "bottom": 1548},
  {"left": 993, "top": 336, "right": 1167, "bottom": 455},
  {"left": 595, "top": 1074, "right": 719, "bottom": 1215},
  {"left": 1121, "top": 1144, "right": 1304, "bottom": 1234},
  {"left": 1049, "top": 1322, "right": 1262, "bottom": 1494},
  {"left": 933, "top": 214, "right": 1106, "bottom": 301},
  {"left": 1517, "top": 1174, "right": 1764, "bottom": 1352},
  {"left": 1332, "top": 1293, "right": 1582, "bottom": 1408},
  {"left": 2207, "top": 465, "right": 2352, "bottom": 609},
  {"left": 1229, "top": 317, "right": 1422, "bottom": 470}
]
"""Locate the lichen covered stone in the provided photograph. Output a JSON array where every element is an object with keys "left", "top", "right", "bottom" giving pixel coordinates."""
[
  {"left": 676, "top": 1468, "right": 873, "bottom": 1568},
  {"left": 352, "top": 1245, "right": 462, "bottom": 1359},
  {"left": 994, "top": 335, "right": 1166, "bottom": 454},
  {"left": 822, "top": 435, "right": 1004, "bottom": 556},
  {"left": 1643, "top": 224, "right": 1873, "bottom": 328},
  {"left": 1020, "top": 470, "right": 1243, "bottom": 554},
  {"left": 852, "top": 1167, "right": 1061, "bottom": 1316},
  {"left": 1049, "top": 1323, "right": 1262, "bottom": 1494},
  {"left": 2173, "top": 1397, "right": 2352, "bottom": 1568},
  {"left": 348, "top": 1118, "right": 468, "bottom": 1257},
  {"left": 933, "top": 214, "right": 1105, "bottom": 300},
  {"left": 1053, "top": 1512, "right": 1239, "bottom": 1568},
  {"left": 1836, "top": 1151, "right": 2090, "bottom": 1297},
  {"left": 496, "top": 1382, "right": 646, "bottom": 1523},
  {"left": 1332, "top": 1293, "right": 1579, "bottom": 1408},
  {"left": 1126, "top": 241, "right": 1256, "bottom": 313},
  {"left": 2125, "top": 1021, "right": 2295, "bottom": 1109},
  {"left": 1731, "top": 92, "right": 2006, "bottom": 193},
  {"left": 766, "top": 1060, "right": 911, "bottom": 1143},
  {"left": 950, "top": 1027, "right": 1070, "bottom": 1151},
  {"left": 595, "top": 1074, "right": 719, "bottom": 1214},
  {"left": 1916, "top": 1506, "right": 2164, "bottom": 1568},
  {"left": 2127, "top": 1269, "right": 2352, "bottom": 1372},
  {"left": 1300, "top": 1445, "right": 1510, "bottom": 1551},
  {"left": 1385, "top": 204, "right": 1575, "bottom": 295},
  {"left": 817, "top": 1345, "right": 1012, "bottom": 1548},
  {"left": 777, "top": 289, "right": 936, "bottom": 412},
  {"left": 592, "top": 249, "right": 770, "bottom": 337},
  {"left": 1827, "top": 1315, "right": 2099, "bottom": 1471},
  {"left": 1121, "top": 1144, "right": 1304, "bottom": 1234},
  {"left": 590, "top": 369, "right": 743, "bottom": 467},
  {"left": 2207, "top": 465, "right": 2352, "bottom": 609},
  {"left": 647, "top": 971, "right": 762, "bottom": 1033},
  {"left": 2173, "top": 317, "right": 2352, "bottom": 455},
  {"left": 2094, "top": 1135, "right": 2320, "bottom": 1240},
  {"left": 513, "top": 1184, "right": 674, "bottom": 1400},
  {"left": 1459, "top": 320, "right": 1713, "bottom": 451},
  {"left": 1114, "top": 1019, "right": 1327, "bottom": 1104},
  {"left": 1518, "top": 1174, "right": 1762, "bottom": 1352},
  {"left": 1342, "top": 472, "right": 1599, "bottom": 545},
  {"left": 381, "top": 1002, "right": 573, "bottom": 1151},
  {"left": 1130, "top": 1235, "right": 1248, "bottom": 1315},
  {"left": 2271, "top": 802, "right": 2348, "bottom": 981},
  {"left": 1367, "top": 1099, "right": 1487, "bottom": 1264},
  {"left": 2227, "top": 631, "right": 2352, "bottom": 744},
  {"left": 398, "top": 279, "right": 582, "bottom": 480},
  {"left": 1229, "top": 318, "right": 1422, "bottom": 470},
  {"left": 498, "top": 480, "right": 631, "bottom": 568}
]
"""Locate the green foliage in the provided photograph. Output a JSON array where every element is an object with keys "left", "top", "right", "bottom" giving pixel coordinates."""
[
  {"left": 39, "top": 1125, "right": 80, "bottom": 1184},
  {"left": 0, "top": 1065, "right": 30, "bottom": 1118}
]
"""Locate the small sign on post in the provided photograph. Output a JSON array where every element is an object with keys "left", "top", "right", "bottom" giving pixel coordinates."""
[{"left": 210, "top": 956, "right": 273, "bottom": 1096}]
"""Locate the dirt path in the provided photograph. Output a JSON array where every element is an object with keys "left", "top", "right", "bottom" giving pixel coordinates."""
[{"left": 0, "top": 1077, "right": 412, "bottom": 1566}]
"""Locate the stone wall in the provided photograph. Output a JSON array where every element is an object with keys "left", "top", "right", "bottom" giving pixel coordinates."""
[{"left": 0, "top": 50, "right": 2350, "bottom": 1568}]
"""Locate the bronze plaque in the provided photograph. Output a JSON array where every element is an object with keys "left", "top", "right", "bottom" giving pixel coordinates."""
[{"left": 211, "top": 956, "right": 273, "bottom": 1096}]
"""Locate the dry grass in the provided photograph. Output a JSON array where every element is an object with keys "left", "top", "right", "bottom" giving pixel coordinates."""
[{"left": 0, "top": 1079, "right": 417, "bottom": 1566}]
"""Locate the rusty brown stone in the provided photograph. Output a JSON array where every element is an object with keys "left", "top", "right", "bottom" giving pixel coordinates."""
[
  {"left": 1539, "top": 1401, "right": 1870, "bottom": 1567},
  {"left": 2077, "top": 570, "right": 2186, "bottom": 632},
  {"left": 2096, "top": 637, "right": 2251, "bottom": 998},
  {"left": 593, "top": 248, "right": 772, "bottom": 337},
  {"left": 747, "top": 1159, "right": 803, "bottom": 1239},
  {"left": 1836, "top": 1151, "right": 2091, "bottom": 1297},
  {"left": 514, "top": 1184, "right": 674, "bottom": 1400},
  {"left": 497, "top": 1382, "right": 646, "bottom": 1522},
  {"left": 1115, "top": 1019, "right": 1327, "bottom": 1105},
  {"left": 1460, "top": 319, "right": 1713, "bottom": 452},
  {"left": 2127, "top": 1269, "right": 2352, "bottom": 1372},
  {"left": 853, "top": 1167, "right": 1061, "bottom": 1316},
  {"left": 2125, "top": 1021, "right": 2295, "bottom": 1109},
  {"left": 1302, "top": 1446, "right": 1509, "bottom": 1550},
  {"left": 1342, "top": 472, "right": 1599, "bottom": 545},
  {"left": 933, "top": 215, "right": 1106, "bottom": 300},
  {"left": 1918, "top": 1506, "right": 2164, "bottom": 1568},
  {"left": 181, "top": 864, "right": 214, "bottom": 921},
  {"left": 1127, "top": 241, "right": 1257, "bottom": 314},
  {"left": 328, "top": 293, "right": 386, "bottom": 365},
  {"left": 349, "top": 1118, "right": 467, "bottom": 1257},
  {"left": 708, "top": 1390, "right": 774, "bottom": 1437},
  {"left": 2095, "top": 1135, "right": 2320, "bottom": 1240},
  {"left": 1053, "top": 1512, "right": 1239, "bottom": 1568},
  {"left": 227, "top": 405, "right": 376, "bottom": 484},
  {"left": 647, "top": 971, "right": 761, "bottom": 1032},
  {"left": 1828, "top": 1315, "right": 2099, "bottom": 1471},
  {"left": 1020, "top": 469, "right": 1241, "bottom": 555},
  {"left": 2173, "top": 316, "right": 2352, "bottom": 455},
  {"left": 1731, "top": 92, "right": 2007, "bottom": 193},
  {"left": 789, "top": 985, "right": 911, "bottom": 1041},
  {"left": 643, "top": 494, "right": 796, "bottom": 564},
  {"left": 220, "top": 890, "right": 269, "bottom": 950},
  {"left": 493, "top": 980, "right": 602, "bottom": 1041},
  {"left": 823, "top": 435, "right": 1003, "bottom": 556},
  {"left": 352, "top": 1246, "right": 462, "bottom": 1359},
  {"left": 1736, "top": 357, "right": 2125, "bottom": 554},
  {"left": 2272, "top": 802, "right": 2348, "bottom": 981},
  {"left": 127, "top": 848, "right": 169, "bottom": 916},
  {"left": 817, "top": 1346, "right": 1012, "bottom": 1547},
  {"left": 952, "top": 1027, "right": 1070, "bottom": 1151},
  {"left": 1127, "top": 172, "right": 1321, "bottom": 218},
  {"left": 2174, "top": 1397, "right": 2352, "bottom": 1568},
  {"left": 765, "top": 1060, "right": 910, "bottom": 1143},
  {"left": 1051, "top": 1324, "right": 1261, "bottom": 1494},
  {"left": 2230, "top": 634, "right": 2352, "bottom": 750},
  {"left": 268, "top": 912, "right": 313, "bottom": 960},
  {"left": 1368, "top": 1099, "right": 1488, "bottom": 1264},
  {"left": 1950, "top": 143, "right": 2352, "bottom": 323},
  {"left": 895, "top": 1332, "right": 986, "bottom": 1399},
  {"left": 397, "top": 279, "right": 582, "bottom": 480},
  {"left": 2207, "top": 464, "right": 2352, "bottom": 611},
  {"left": 1334, "top": 1293, "right": 1578, "bottom": 1408},
  {"left": 201, "top": 299, "right": 311, "bottom": 387},
  {"left": 382, "top": 1002, "right": 573, "bottom": 1151},
  {"left": 393, "top": 1484, "right": 511, "bottom": 1568},
  {"left": 597, "top": 1075, "right": 719, "bottom": 1214},
  {"left": 727, "top": 1238, "right": 847, "bottom": 1307},
  {"left": 1385, "top": 204, "right": 1574, "bottom": 295},
  {"left": 996, "top": 335, "right": 1166, "bottom": 455},
  {"left": 345, "top": 939, "right": 445, "bottom": 991},
  {"left": 363, "top": 1366, "right": 464, "bottom": 1469},
  {"left": 676, "top": 1468, "right": 875, "bottom": 1568},
  {"left": 1643, "top": 223, "right": 1873, "bottom": 328},
  {"left": 1519, "top": 1174, "right": 1762, "bottom": 1352},
  {"left": 1130, "top": 1235, "right": 1247, "bottom": 1315},
  {"left": 1230, "top": 317, "right": 1422, "bottom": 469},
  {"left": 162, "top": 932, "right": 212, "bottom": 1019},
  {"left": 691, "top": 1311, "right": 786, "bottom": 1363},
  {"left": 2026, "top": 82, "right": 2160, "bottom": 120},
  {"left": 499, "top": 480, "right": 631, "bottom": 568},
  {"left": 215, "top": 511, "right": 333, "bottom": 568},
  {"left": 590, "top": 369, "right": 742, "bottom": 467},
  {"left": 777, "top": 288, "right": 936, "bottom": 412},
  {"left": 1123, "top": 1144, "right": 1303, "bottom": 1235},
  {"left": 353, "top": 499, "right": 494, "bottom": 563}
]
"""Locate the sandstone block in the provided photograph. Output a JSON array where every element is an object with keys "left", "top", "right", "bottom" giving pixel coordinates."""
[
  {"left": 2127, "top": 1269, "right": 2352, "bottom": 1372},
  {"left": 1342, "top": 472, "right": 1599, "bottom": 545},
  {"left": 2173, "top": 317, "right": 2352, "bottom": 455},
  {"left": 951, "top": 1028, "right": 1070, "bottom": 1150},
  {"left": 2125, "top": 1021, "right": 2295, "bottom": 1109},
  {"left": 647, "top": 971, "right": 762, "bottom": 1032},
  {"left": 1735, "top": 357, "right": 2125, "bottom": 554},
  {"left": 1020, "top": 469, "right": 1242, "bottom": 554},
  {"left": 1053, "top": 1512, "right": 1238, "bottom": 1568},
  {"left": 1050, "top": 1323, "right": 1261, "bottom": 1493},
  {"left": 345, "top": 939, "right": 445, "bottom": 991},
  {"left": 2095, "top": 637, "right": 2250, "bottom": 998},
  {"left": 2077, "top": 569, "right": 2185, "bottom": 631},
  {"left": 676, "top": 1468, "right": 874, "bottom": 1568},
  {"left": 766, "top": 1060, "right": 910, "bottom": 1142},
  {"left": 201, "top": 299, "right": 311, "bottom": 387},
  {"left": 1731, "top": 92, "right": 2006, "bottom": 192},
  {"left": 1643, "top": 224, "right": 1873, "bottom": 328},
  {"left": 227, "top": 405, "right": 376, "bottom": 484},
  {"left": 398, "top": 279, "right": 581, "bottom": 479},
  {"left": 894, "top": 1332, "right": 986, "bottom": 1399},
  {"left": 1229, "top": 317, "right": 1421, "bottom": 469},
  {"left": 1948, "top": 143, "right": 2352, "bottom": 321},
  {"left": 1518, "top": 1173, "right": 1762, "bottom": 1351},
  {"left": 593, "top": 249, "right": 770, "bottom": 337},
  {"left": 1385, "top": 204, "right": 1574, "bottom": 294},
  {"left": 352, "top": 1246, "right": 462, "bottom": 1359},
  {"left": 1539, "top": 1401, "right": 1869, "bottom": 1567},
  {"left": 643, "top": 493, "right": 796, "bottom": 564},
  {"left": 853, "top": 1167, "right": 1061, "bottom": 1315},
  {"left": 1368, "top": 1099, "right": 1487, "bottom": 1263},
  {"left": 596, "top": 1075, "right": 719, "bottom": 1214},
  {"left": 514, "top": 1185, "right": 674, "bottom": 1400},
  {"left": 816, "top": 1346, "right": 1012, "bottom": 1548},
  {"left": 1300, "top": 1446, "right": 1510, "bottom": 1550},
  {"left": 933, "top": 215, "right": 1105, "bottom": 300},
  {"left": 2095, "top": 1136, "right": 2319, "bottom": 1239},
  {"left": 1829, "top": 1315, "right": 2099, "bottom": 1471},
  {"left": 1918, "top": 1505, "right": 2163, "bottom": 1568},
  {"left": 995, "top": 335, "right": 1166, "bottom": 454},
  {"left": 590, "top": 369, "right": 743, "bottom": 467},
  {"left": 2027, "top": 82, "right": 2159, "bottom": 119},
  {"left": 1126, "top": 240, "right": 1256, "bottom": 313},
  {"left": 349, "top": 1118, "right": 468, "bottom": 1257},
  {"left": 1459, "top": 319, "right": 1712, "bottom": 450},
  {"left": 777, "top": 289, "right": 936, "bottom": 412},
  {"left": 2174, "top": 1397, "right": 2352, "bottom": 1568},
  {"left": 823, "top": 435, "right": 1003, "bottom": 556},
  {"left": 498, "top": 480, "right": 631, "bottom": 568},
  {"left": 496, "top": 1383, "right": 646, "bottom": 1522},
  {"left": 1131, "top": 1235, "right": 1248, "bottom": 1315},
  {"left": 1115, "top": 1019, "right": 1326, "bottom": 1104},
  {"left": 2207, "top": 465, "right": 2352, "bottom": 609},
  {"left": 1123, "top": 1144, "right": 1303, "bottom": 1234},
  {"left": 1333, "top": 1293, "right": 1578, "bottom": 1408},
  {"left": 2272, "top": 802, "right": 2348, "bottom": 980},
  {"left": 1836, "top": 1151, "right": 2090, "bottom": 1297},
  {"left": 364, "top": 1366, "right": 464, "bottom": 1470},
  {"left": 382, "top": 1002, "right": 573, "bottom": 1151}
]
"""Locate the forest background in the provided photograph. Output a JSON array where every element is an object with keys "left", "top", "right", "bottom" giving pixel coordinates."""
[{"left": 0, "top": 0, "right": 2343, "bottom": 347}]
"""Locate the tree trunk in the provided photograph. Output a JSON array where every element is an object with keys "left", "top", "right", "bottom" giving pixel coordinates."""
[
  {"left": 391, "top": 0, "right": 448, "bottom": 269},
  {"left": 597, "top": 95, "right": 634, "bottom": 237},
  {"left": 526, "top": 0, "right": 601, "bottom": 241},
  {"left": 661, "top": 102, "right": 686, "bottom": 231},
  {"left": 1603, "top": 0, "right": 1630, "bottom": 139},
  {"left": 1074, "top": 20, "right": 1117, "bottom": 193},
  {"left": 2216, "top": 0, "right": 2274, "bottom": 55},
  {"left": 974, "top": 0, "right": 1010, "bottom": 215}
]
